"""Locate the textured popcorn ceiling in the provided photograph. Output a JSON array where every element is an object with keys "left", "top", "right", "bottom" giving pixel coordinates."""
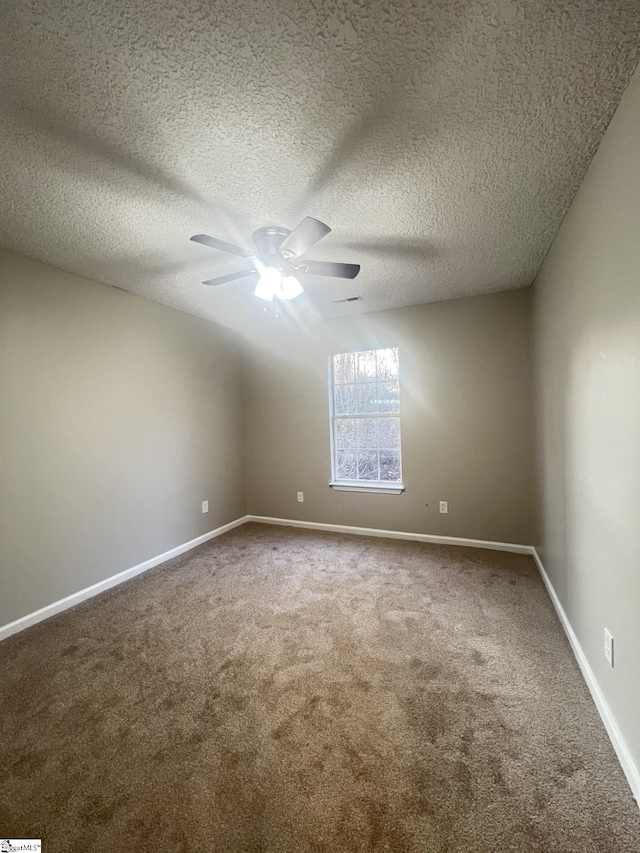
[{"left": 1, "top": 1, "right": 639, "bottom": 333}]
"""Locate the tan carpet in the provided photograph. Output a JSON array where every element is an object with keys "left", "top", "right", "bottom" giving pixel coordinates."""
[{"left": 1, "top": 523, "right": 639, "bottom": 852}]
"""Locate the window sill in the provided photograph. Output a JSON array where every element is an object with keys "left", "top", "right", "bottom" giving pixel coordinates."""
[{"left": 329, "top": 481, "right": 405, "bottom": 495}]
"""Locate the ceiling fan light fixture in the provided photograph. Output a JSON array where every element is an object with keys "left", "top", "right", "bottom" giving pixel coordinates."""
[
  {"left": 279, "top": 275, "right": 303, "bottom": 300},
  {"left": 254, "top": 262, "right": 303, "bottom": 301},
  {"left": 253, "top": 276, "right": 275, "bottom": 301},
  {"left": 254, "top": 263, "right": 279, "bottom": 301}
]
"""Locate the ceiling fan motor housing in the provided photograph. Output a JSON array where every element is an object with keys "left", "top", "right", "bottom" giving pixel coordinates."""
[{"left": 252, "top": 226, "right": 292, "bottom": 263}]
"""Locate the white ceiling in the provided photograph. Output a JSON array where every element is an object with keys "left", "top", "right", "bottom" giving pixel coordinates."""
[{"left": 1, "top": 1, "right": 639, "bottom": 334}]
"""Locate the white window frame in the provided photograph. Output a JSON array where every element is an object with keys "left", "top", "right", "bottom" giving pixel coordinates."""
[{"left": 328, "top": 348, "right": 405, "bottom": 495}]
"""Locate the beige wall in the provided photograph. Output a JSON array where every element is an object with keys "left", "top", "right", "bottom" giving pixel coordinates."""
[
  {"left": 533, "top": 70, "right": 640, "bottom": 773},
  {"left": 0, "top": 250, "right": 246, "bottom": 627},
  {"left": 244, "top": 289, "right": 533, "bottom": 545}
]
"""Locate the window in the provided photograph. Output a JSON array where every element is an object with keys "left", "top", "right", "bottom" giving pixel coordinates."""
[{"left": 329, "top": 347, "right": 403, "bottom": 492}]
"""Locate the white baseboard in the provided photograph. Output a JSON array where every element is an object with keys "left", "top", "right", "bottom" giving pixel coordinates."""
[
  {"left": 0, "top": 516, "right": 250, "bottom": 643},
  {"left": 246, "top": 515, "right": 532, "bottom": 554},
  {"left": 530, "top": 548, "right": 640, "bottom": 807}
]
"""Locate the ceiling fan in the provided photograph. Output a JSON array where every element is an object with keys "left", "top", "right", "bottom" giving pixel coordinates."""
[{"left": 190, "top": 217, "right": 360, "bottom": 302}]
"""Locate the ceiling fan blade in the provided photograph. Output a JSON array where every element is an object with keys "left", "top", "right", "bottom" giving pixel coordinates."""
[
  {"left": 202, "top": 268, "right": 258, "bottom": 286},
  {"left": 279, "top": 217, "right": 331, "bottom": 259},
  {"left": 191, "top": 234, "right": 252, "bottom": 258},
  {"left": 294, "top": 260, "right": 360, "bottom": 279}
]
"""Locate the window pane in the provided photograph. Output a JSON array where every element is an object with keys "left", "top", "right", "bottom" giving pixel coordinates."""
[
  {"left": 333, "top": 352, "right": 356, "bottom": 383},
  {"left": 378, "top": 417, "right": 400, "bottom": 449},
  {"left": 357, "top": 451, "right": 379, "bottom": 480},
  {"left": 379, "top": 451, "right": 401, "bottom": 481},
  {"left": 377, "top": 381, "right": 400, "bottom": 413},
  {"left": 356, "top": 350, "right": 377, "bottom": 382},
  {"left": 376, "top": 348, "right": 399, "bottom": 381},
  {"left": 335, "top": 384, "right": 356, "bottom": 415},
  {"left": 335, "top": 418, "right": 356, "bottom": 450},
  {"left": 357, "top": 382, "right": 379, "bottom": 413},
  {"left": 357, "top": 418, "right": 378, "bottom": 449},
  {"left": 331, "top": 348, "right": 401, "bottom": 484},
  {"left": 337, "top": 451, "right": 357, "bottom": 480}
]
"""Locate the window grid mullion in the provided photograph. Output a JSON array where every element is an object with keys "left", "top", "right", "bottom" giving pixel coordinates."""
[{"left": 333, "top": 413, "right": 397, "bottom": 419}]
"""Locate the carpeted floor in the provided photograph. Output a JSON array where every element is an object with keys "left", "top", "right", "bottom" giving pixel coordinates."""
[{"left": 1, "top": 523, "right": 639, "bottom": 852}]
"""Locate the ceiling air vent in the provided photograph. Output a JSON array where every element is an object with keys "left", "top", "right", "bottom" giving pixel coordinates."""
[{"left": 333, "top": 295, "right": 363, "bottom": 303}]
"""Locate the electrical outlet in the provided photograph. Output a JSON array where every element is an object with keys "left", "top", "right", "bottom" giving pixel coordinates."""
[
  {"left": 201, "top": 500, "right": 209, "bottom": 513},
  {"left": 439, "top": 501, "right": 448, "bottom": 514},
  {"left": 297, "top": 492, "right": 304, "bottom": 503},
  {"left": 604, "top": 628, "right": 614, "bottom": 667}
]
